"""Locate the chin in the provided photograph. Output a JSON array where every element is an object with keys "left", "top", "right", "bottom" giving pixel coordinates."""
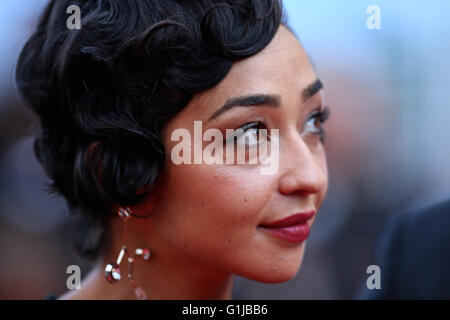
[{"left": 239, "top": 258, "right": 305, "bottom": 284}]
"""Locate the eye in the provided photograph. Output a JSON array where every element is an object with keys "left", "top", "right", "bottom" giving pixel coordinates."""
[
  {"left": 226, "top": 121, "right": 268, "bottom": 147},
  {"left": 302, "top": 107, "right": 330, "bottom": 143}
]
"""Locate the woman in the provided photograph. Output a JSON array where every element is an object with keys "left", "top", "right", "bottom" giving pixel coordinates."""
[{"left": 16, "top": 0, "right": 329, "bottom": 299}]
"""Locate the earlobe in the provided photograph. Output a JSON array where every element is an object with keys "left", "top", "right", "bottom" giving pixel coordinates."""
[
  {"left": 135, "top": 185, "right": 149, "bottom": 195},
  {"left": 130, "top": 185, "right": 159, "bottom": 218},
  {"left": 88, "top": 140, "right": 158, "bottom": 217}
]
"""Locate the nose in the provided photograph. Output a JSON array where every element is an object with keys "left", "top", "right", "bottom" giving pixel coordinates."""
[{"left": 278, "top": 133, "right": 328, "bottom": 196}]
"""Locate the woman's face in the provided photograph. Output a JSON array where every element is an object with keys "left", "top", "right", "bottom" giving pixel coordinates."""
[{"left": 146, "top": 25, "right": 328, "bottom": 283}]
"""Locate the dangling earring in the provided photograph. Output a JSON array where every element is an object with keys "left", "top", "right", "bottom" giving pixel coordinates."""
[{"left": 104, "top": 206, "right": 151, "bottom": 300}]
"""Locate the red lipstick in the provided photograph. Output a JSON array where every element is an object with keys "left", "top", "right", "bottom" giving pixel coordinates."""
[{"left": 259, "top": 211, "right": 315, "bottom": 242}]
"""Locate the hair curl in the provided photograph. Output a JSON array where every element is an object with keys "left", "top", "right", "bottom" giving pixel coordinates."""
[{"left": 15, "top": 0, "right": 286, "bottom": 260}]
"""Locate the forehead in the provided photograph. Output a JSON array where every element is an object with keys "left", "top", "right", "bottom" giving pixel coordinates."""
[{"left": 171, "top": 25, "right": 317, "bottom": 123}]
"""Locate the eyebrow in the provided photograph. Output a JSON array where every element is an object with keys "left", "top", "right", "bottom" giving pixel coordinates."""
[
  {"left": 302, "top": 78, "right": 323, "bottom": 102},
  {"left": 207, "top": 78, "right": 323, "bottom": 121}
]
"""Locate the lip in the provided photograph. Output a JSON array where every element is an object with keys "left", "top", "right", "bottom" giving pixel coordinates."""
[
  {"left": 259, "top": 211, "right": 315, "bottom": 228},
  {"left": 258, "top": 211, "right": 315, "bottom": 243}
]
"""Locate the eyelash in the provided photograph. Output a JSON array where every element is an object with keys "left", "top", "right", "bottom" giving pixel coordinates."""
[
  {"left": 224, "top": 121, "right": 266, "bottom": 146},
  {"left": 230, "top": 106, "right": 331, "bottom": 144},
  {"left": 305, "top": 106, "right": 331, "bottom": 143}
]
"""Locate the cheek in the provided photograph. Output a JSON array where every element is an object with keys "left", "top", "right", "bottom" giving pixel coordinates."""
[
  {"left": 153, "top": 163, "right": 275, "bottom": 255},
  {"left": 318, "top": 147, "right": 329, "bottom": 196},
  {"left": 309, "top": 148, "right": 328, "bottom": 221}
]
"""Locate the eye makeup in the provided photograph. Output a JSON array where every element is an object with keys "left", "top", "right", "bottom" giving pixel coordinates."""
[
  {"left": 225, "top": 105, "right": 331, "bottom": 146},
  {"left": 302, "top": 106, "right": 331, "bottom": 143}
]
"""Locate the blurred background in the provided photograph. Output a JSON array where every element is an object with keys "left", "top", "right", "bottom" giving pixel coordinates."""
[{"left": 0, "top": 0, "right": 449, "bottom": 299}]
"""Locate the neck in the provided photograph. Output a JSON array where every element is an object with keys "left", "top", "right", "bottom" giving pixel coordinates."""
[{"left": 60, "top": 218, "right": 235, "bottom": 300}]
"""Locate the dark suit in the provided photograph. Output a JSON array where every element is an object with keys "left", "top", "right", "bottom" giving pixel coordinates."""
[{"left": 358, "top": 200, "right": 450, "bottom": 299}]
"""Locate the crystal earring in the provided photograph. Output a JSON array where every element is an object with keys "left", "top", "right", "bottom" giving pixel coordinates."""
[{"left": 104, "top": 206, "right": 151, "bottom": 300}]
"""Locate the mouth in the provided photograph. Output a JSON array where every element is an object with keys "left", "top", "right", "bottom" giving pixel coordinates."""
[{"left": 258, "top": 211, "right": 315, "bottom": 243}]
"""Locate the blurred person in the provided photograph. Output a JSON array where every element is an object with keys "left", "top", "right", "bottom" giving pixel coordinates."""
[
  {"left": 15, "top": 0, "right": 331, "bottom": 299},
  {"left": 358, "top": 199, "right": 450, "bottom": 299}
]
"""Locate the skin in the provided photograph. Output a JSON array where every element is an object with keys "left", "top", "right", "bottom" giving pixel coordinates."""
[{"left": 61, "top": 24, "right": 328, "bottom": 300}]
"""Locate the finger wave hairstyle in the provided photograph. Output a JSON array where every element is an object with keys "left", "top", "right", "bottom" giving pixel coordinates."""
[{"left": 16, "top": 0, "right": 286, "bottom": 260}]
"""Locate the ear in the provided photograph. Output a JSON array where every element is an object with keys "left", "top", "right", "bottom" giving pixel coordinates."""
[
  {"left": 87, "top": 140, "right": 157, "bottom": 217},
  {"left": 130, "top": 184, "right": 159, "bottom": 217}
]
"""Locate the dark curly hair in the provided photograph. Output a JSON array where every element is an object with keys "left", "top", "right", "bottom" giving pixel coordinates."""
[{"left": 15, "top": 0, "right": 286, "bottom": 260}]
